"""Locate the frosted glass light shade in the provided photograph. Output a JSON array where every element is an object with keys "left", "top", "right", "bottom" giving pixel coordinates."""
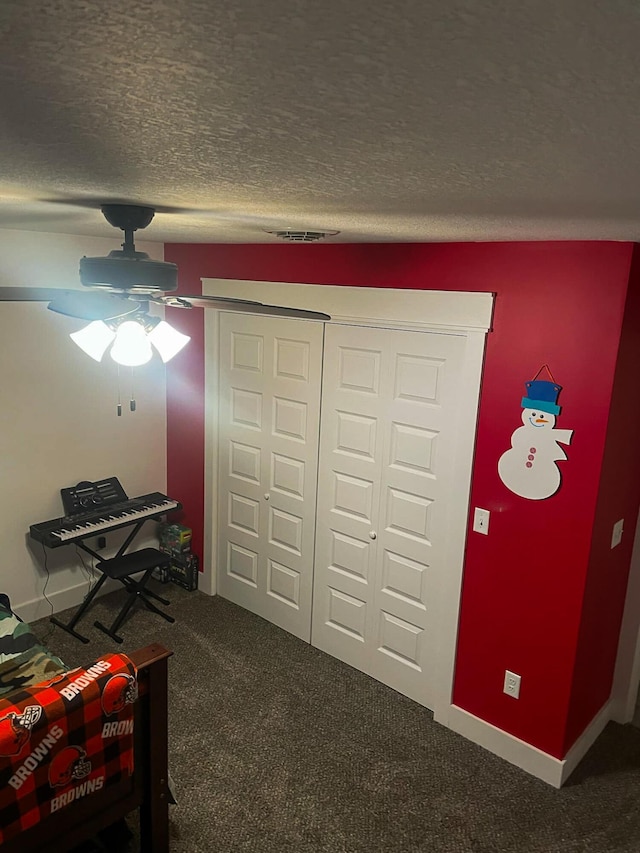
[
  {"left": 110, "top": 321, "right": 153, "bottom": 367},
  {"left": 148, "top": 320, "right": 191, "bottom": 362},
  {"left": 69, "top": 321, "right": 116, "bottom": 362}
]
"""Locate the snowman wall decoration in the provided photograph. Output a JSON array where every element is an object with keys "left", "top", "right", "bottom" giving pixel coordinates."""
[{"left": 498, "top": 367, "right": 573, "bottom": 500}]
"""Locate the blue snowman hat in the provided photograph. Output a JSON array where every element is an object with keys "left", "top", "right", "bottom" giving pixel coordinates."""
[{"left": 521, "top": 379, "right": 562, "bottom": 416}]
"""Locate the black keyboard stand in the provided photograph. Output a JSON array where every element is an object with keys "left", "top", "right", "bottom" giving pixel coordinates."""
[{"left": 50, "top": 519, "right": 173, "bottom": 644}]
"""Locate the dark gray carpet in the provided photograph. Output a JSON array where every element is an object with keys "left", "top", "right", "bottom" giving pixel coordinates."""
[{"left": 32, "top": 585, "right": 640, "bottom": 853}]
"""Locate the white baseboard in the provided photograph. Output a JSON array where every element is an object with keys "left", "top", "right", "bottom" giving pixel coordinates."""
[
  {"left": 560, "top": 699, "right": 613, "bottom": 785},
  {"left": 198, "top": 560, "right": 216, "bottom": 597},
  {"left": 14, "top": 577, "right": 121, "bottom": 625},
  {"left": 610, "top": 696, "right": 633, "bottom": 725},
  {"left": 440, "top": 701, "right": 613, "bottom": 788},
  {"left": 443, "top": 705, "right": 565, "bottom": 787}
]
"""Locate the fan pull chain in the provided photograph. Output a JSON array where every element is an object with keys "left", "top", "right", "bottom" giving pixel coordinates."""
[
  {"left": 116, "top": 364, "right": 122, "bottom": 416},
  {"left": 130, "top": 368, "right": 136, "bottom": 412}
]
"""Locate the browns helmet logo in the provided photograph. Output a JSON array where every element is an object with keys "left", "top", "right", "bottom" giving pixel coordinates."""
[
  {"left": 48, "top": 745, "right": 91, "bottom": 788},
  {"left": 0, "top": 705, "right": 42, "bottom": 757},
  {"left": 101, "top": 673, "right": 137, "bottom": 716}
]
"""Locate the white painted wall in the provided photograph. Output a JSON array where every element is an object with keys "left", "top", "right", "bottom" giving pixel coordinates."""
[{"left": 0, "top": 229, "right": 167, "bottom": 622}]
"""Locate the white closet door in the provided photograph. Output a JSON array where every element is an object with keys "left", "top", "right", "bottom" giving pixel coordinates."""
[
  {"left": 217, "top": 312, "right": 324, "bottom": 641},
  {"left": 312, "top": 323, "right": 468, "bottom": 708}
]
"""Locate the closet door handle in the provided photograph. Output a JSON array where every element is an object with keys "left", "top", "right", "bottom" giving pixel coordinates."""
[
  {"left": 264, "top": 493, "right": 270, "bottom": 501},
  {"left": 369, "top": 531, "right": 377, "bottom": 540}
]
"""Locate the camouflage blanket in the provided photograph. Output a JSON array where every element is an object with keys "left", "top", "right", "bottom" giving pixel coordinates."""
[{"left": 0, "top": 600, "right": 67, "bottom": 698}]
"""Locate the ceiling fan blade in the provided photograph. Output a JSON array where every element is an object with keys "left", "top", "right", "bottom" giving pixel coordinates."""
[
  {"left": 159, "top": 294, "right": 330, "bottom": 321},
  {"left": 0, "top": 287, "right": 142, "bottom": 321},
  {"left": 0, "top": 287, "right": 84, "bottom": 303},
  {"left": 47, "top": 292, "right": 142, "bottom": 321},
  {"left": 154, "top": 294, "right": 263, "bottom": 309}
]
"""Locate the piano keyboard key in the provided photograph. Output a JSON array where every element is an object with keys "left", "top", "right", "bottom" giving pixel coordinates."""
[
  {"left": 30, "top": 493, "right": 182, "bottom": 548},
  {"left": 54, "top": 500, "right": 179, "bottom": 540}
]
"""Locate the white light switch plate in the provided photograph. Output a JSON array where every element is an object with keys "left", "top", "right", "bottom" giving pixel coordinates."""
[
  {"left": 473, "top": 507, "right": 490, "bottom": 535},
  {"left": 611, "top": 519, "right": 624, "bottom": 549}
]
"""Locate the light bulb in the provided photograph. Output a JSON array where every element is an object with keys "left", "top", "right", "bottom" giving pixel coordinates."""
[
  {"left": 148, "top": 320, "right": 191, "bottom": 362},
  {"left": 69, "top": 320, "right": 116, "bottom": 362},
  {"left": 110, "top": 321, "right": 153, "bottom": 367}
]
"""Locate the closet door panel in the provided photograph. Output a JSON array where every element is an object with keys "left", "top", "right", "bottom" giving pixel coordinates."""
[
  {"left": 218, "top": 313, "right": 323, "bottom": 642},
  {"left": 313, "top": 324, "right": 468, "bottom": 709},
  {"left": 372, "top": 329, "right": 466, "bottom": 705},
  {"left": 311, "top": 327, "right": 385, "bottom": 670},
  {"left": 220, "top": 325, "right": 266, "bottom": 603}
]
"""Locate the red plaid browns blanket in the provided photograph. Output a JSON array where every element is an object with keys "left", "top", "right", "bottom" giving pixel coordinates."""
[{"left": 0, "top": 652, "right": 137, "bottom": 844}]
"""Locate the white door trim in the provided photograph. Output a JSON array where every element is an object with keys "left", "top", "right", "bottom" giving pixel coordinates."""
[
  {"left": 432, "top": 329, "right": 487, "bottom": 715},
  {"left": 202, "top": 307, "right": 220, "bottom": 597},
  {"left": 202, "top": 279, "right": 494, "bottom": 333}
]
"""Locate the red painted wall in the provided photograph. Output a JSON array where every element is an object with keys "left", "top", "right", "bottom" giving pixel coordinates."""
[
  {"left": 563, "top": 245, "right": 640, "bottom": 751},
  {"left": 164, "top": 240, "right": 634, "bottom": 758},
  {"left": 163, "top": 249, "right": 207, "bottom": 565}
]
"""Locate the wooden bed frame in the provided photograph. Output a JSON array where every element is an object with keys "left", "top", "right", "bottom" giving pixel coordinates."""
[{"left": 3, "top": 643, "right": 172, "bottom": 853}]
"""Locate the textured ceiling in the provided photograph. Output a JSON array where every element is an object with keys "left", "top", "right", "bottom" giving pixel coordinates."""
[{"left": 2, "top": 1, "right": 640, "bottom": 243}]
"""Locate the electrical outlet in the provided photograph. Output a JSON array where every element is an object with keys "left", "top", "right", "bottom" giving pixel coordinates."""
[
  {"left": 503, "top": 670, "right": 521, "bottom": 699},
  {"left": 473, "top": 507, "right": 490, "bottom": 535},
  {"left": 611, "top": 519, "right": 624, "bottom": 549}
]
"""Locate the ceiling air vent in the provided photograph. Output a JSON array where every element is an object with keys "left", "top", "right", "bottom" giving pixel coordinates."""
[{"left": 265, "top": 229, "right": 340, "bottom": 242}]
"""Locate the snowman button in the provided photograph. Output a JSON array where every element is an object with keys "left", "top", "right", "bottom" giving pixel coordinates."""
[
  {"left": 529, "top": 447, "right": 537, "bottom": 454},
  {"left": 526, "top": 462, "right": 533, "bottom": 468},
  {"left": 527, "top": 454, "right": 535, "bottom": 461}
]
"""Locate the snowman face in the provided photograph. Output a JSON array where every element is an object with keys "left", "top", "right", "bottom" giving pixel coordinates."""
[{"left": 521, "top": 408, "right": 556, "bottom": 429}]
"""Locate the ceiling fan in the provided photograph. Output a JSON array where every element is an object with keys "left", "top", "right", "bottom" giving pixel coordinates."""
[{"left": 0, "top": 203, "right": 330, "bottom": 366}]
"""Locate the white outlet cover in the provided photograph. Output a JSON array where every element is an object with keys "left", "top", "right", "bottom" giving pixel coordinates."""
[{"left": 503, "top": 670, "right": 521, "bottom": 699}]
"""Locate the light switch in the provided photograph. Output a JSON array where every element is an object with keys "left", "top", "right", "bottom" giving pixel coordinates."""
[
  {"left": 473, "top": 507, "right": 490, "bottom": 535},
  {"left": 611, "top": 519, "right": 624, "bottom": 549}
]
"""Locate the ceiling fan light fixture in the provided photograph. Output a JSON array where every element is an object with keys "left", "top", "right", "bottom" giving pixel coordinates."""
[
  {"left": 1, "top": 206, "right": 332, "bottom": 378},
  {"left": 109, "top": 320, "right": 153, "bottom": 367},
  {"left": 69, "top": 320, "right": 116, "bottom": 362},
  {"left": 147, "top": 319, "right": 191, "bottom": 363},
  {"left": 70, "top": 312, "right": 191, "bottom": 366}
]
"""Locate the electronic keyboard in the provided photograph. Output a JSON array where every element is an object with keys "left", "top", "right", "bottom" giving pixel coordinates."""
[{"left": 30, "top": 491, "right": 181, "bottom": 548}]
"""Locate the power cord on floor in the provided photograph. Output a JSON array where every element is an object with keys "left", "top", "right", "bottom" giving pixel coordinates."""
[
  {"left": 38, "top": 544, "right": 56, "bottom": 644},
  {"left": 76, "top": 545, "right": 97, "bottom": 592}
]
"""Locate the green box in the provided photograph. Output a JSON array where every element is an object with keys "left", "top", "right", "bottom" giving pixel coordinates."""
[{"left": 159, "top": 523, "right": 192, "bottom": 554}]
